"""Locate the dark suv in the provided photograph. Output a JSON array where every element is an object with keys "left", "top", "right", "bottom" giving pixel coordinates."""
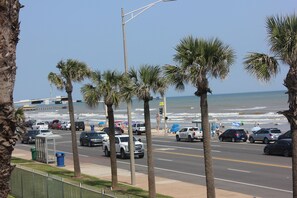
[
  {"left": 75, "top": 121, "right": 85, "bottom": 131},
  {"left": 79, "top": 132, "right": 103, "bottom": 147},
  {"left": 219, "top": 129, "right": 248, "bottom": 142},
  {"left": 278, "top": 130, "right": 292, "bottom": 140},
  {"left": 102, "top": 127, "right": 123, "bottom": 135},
  {"left": 21, "top": 130, "right": 39, "bottom": 144}
]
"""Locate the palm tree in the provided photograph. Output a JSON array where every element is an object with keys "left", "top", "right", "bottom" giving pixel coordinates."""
[
  {"left": 14, "top": 107, "right": 26, "bottom": 136},
  {"left": 122, "top": 65, "right": 167, "bottom": 198},
  {"left": 0, "top": 0, "right": 22, "bottom": 196},
  {"left": 81, "top": 70, "right": 123, "bottom": 189},
  {"left": 243, "top": 14, "right": 297, "bottom": 197},
  {"left": 48, "top": 59, "right": 91, "bottom": 178},
  {"left": 164, "top": 36, "right": 235, "bottom": 198}
]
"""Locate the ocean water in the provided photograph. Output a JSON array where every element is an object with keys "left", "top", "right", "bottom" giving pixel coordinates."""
[{"left": 20, "top": 90, "right": 290, "bottom": 132}]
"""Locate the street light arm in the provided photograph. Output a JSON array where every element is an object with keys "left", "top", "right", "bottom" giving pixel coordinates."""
[{"left": 123, "top": 0, "right": 164, "bottom": 24}]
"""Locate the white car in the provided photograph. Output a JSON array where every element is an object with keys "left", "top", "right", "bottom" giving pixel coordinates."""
[
  {"left": 32, "top": 122, "right": 48, "bottom": 130},
  {"left": 176, "top": 127, "right": 203, "bottom": 142},
  {"left": 132, "top": 123, "right": 146, "bottom": 135},
  {"left": 38, "top": 129, "right": 53, "bottom": 135},
  {"left": 61, "top": 121, "right": 71, "bottom": 130},
  {"left": 103, "top": 135, "right": 144, "bottom": 159}
]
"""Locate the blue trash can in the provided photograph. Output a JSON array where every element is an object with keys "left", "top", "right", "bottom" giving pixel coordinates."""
[{"left": 56, "top": 152, "right": 65, "bottom": 167}]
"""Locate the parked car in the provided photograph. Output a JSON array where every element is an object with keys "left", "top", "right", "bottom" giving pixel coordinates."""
[
  {"left": 61, "top": 121, "right": 71, "bottom": 130},
  {"left": 264, "top": 139, "right": 292, "bottom": 157},
  {"left": 49, "top": 119, "right": 62, "bottom": 130},
  {"left": 132, "top": 123, "right": 146, "bottom": 135},
  {"left": 249, "top": 128, "right": 282, "bottom": 144},
  {"left": 31, "top": 121, "right": 49, "bottom": 130},
  {"left": 175, "top": 127, "right": 203, "bottom": 142},
  {"left": 21, "top": 130, "right": 39, "bottom": 144},
  {"left": 219, "top": 129, "right": 248, "bottom": 142},
  {"left": 38, "top": 129, "right": 53, "bottom": 135},
  {"left": 278, "top": 130, "right": 292, "bottom": 140},
  {"left": 21, "top": 129, "right": 53, "bottom": 144},
  {"left": 75, "top": 121, "right": 85, "bottom": 131},
  {"left": 79, "top": 132, "right": 104, "bottom": 147},
  {"left": 24, "top": 119, "right": 36, "bottom": 128},
  {"left": 102, "top": 127, "right": 123, "bottom": 135}
]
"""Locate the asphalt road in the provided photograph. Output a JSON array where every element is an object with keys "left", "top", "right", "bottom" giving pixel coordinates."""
[{"left": 16, "top": 130, "right": 293, "bottom": 198}]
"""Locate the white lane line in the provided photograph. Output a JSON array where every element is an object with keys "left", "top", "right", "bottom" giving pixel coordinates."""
[
  {"left": 155, "top": 148, "right": 176, "bottom": 151},
  {"left": 152, "top": 143, "right": 221, "bottom": 153},
  {"left": 157, "top": 158, "right": 173, "bottom": 162},
  {"left": 211, "top": 145, "right": 221, "bottom": 147},
  {"left": 118, "top": 161, "right": 292, "bottom": 194},
  {"left": 227, "top": 168, "right": 251, "bottom": 173}
]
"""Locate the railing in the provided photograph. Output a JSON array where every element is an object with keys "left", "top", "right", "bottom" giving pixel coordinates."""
[{"left": 9, "top": 165, "right": 128, "bottom": 198}]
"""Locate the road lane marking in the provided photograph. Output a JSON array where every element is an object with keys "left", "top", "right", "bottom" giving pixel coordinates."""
[
  {"left": 152, "top": 143, "right": 221, "bottom": 153},
  {"left": 157, "top": 158, "right": 173, "bottom": 162},
  {"left": 154, "top": 150, "right": 291, "bottom": 169},
  {"left": 227, "top": 168, "right": 251, "bottom": 173},
  {"left": 155, "top": 148, "right": 176, "bottom": 151},
  {"left": 118, "top": 161, "right": 292, "bottom": 194}
]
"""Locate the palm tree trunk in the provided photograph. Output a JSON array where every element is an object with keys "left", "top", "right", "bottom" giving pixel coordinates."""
[
  {"left": 144, "top": 99, "right": 156, "bottom": 198},
  {"left": 0, "top": 0, "right": 21, "bottom": 196},
  {"left": 107, "top": 104, "right": 118, "bottom": 189},
  {"left": 200, "top": 93, "right": 216, "bottom": 198},
  {"left": 67, "top": 92, "right": 81, "bottom": 177},
  {"left": 282, "top": 67, "right": 297, "bottom": 197}
]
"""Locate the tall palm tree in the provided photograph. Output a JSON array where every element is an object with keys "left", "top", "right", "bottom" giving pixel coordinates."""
[
  {"left": 81, "top": 70, "right": 123, "bottom": 189},
  {"left": 0, "top": 0, "right": 22, "bottom": 196},
  {"left": 244, "top": 14, "right": 297, "bottom": 197},
  {"left": 122, "top": 65, "right": 167, "bottom": 198},
  {"left": 48, "top": 59, "right": 91, "bottom": 178},
  {"left": 164, "top": 36, "right": 235, "bottom": 198}
]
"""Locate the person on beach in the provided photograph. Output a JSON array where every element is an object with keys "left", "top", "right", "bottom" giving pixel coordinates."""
[{"left": 156, "top": 113, "right": 160, "bottom": 132}]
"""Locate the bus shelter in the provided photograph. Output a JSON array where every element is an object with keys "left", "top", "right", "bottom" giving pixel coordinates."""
[{"left": 35, "top": 134, "right": 62, "bottom": 164}]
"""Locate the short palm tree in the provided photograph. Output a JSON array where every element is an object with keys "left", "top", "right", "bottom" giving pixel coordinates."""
[
  {"left": 244, "top": 14, "right": 297, "bottom": 197},
  {"left": 164, "top": 36, "right": 235, "bottom": 198},
  {"left": 122, "top": 65, "right": 167, "bottom": 198},
  {"left": 14, "top": 107, "right": 26, "bottom": 136},
  {"left": 48, "top": 59, "right": 91, "bottom": 178},
  {"left": 81, "top": 70, "right": 123, "bottom": 189}
]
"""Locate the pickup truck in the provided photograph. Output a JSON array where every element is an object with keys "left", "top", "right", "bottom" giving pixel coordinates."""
[
  {"left": 175, "top": 127, "right": 203, "bottom": 142},
  {"left": 31, "top": 122, "right": 48, "bottom": 130},
  {"left": 103, "top": 135, "right": 144, "bottom": 159}
]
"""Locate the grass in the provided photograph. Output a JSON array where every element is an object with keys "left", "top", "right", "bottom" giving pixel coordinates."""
[{"left": 11, "top": 157, "right": 171, "bottom": 198}]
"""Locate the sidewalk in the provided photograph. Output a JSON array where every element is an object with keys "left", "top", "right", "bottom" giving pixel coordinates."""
[{"left": 12, "top": 130, "right": 253, "bottom": 198}]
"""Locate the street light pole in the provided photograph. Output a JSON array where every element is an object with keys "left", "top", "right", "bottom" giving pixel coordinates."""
[
  {"left": 121, "top": 7, "right": 135, "bottom": 185},
  {"left": 121, "top": 0, "right": 175, "bottom": 186}
]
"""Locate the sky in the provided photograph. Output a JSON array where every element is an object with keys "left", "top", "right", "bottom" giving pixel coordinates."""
[{"left": 15, "top": 0, "right": 297, "bottom": 101}]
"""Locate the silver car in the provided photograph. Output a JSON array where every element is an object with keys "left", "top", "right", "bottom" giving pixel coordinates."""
[{"left": 249, "top": 128, "right": 282, "bottom": 144}]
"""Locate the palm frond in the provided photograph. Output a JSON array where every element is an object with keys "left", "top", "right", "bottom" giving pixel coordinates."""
[
  {"left": 48, "top": 72, "right": 64, "bottom": 90},
  {"left": 244, "top": 52, "right": 279, "bottom": 82},
  {"left": 267, "top": 14, "right": 297, "bottom": 66}
]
